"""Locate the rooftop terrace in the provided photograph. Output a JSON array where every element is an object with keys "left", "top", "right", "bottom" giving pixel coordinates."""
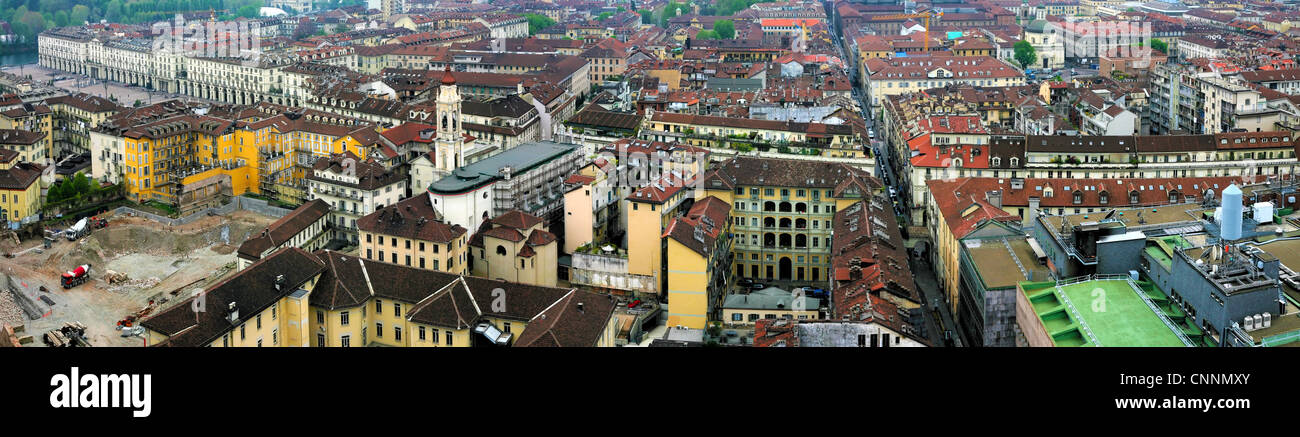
[
  {"left": 1041, "top": 202, "right": 1202, "bottom": 234},
  {"left": 965, "top": 237, "right": 1052, "bottom": 290},
  {"left": 1020, "top": 278, "right": 1196, "bottom": 347}
]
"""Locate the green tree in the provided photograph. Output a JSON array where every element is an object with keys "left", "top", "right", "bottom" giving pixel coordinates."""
[
  {"left": 637, "top": 9, "right": 652, "bottom": 24},
  {"left": 659, "top": 1, "right": 686, "bottom": 28},
  {"left": 523, "top": 13, "right": 557, "bottom": 35},
  {"left": 714, "top": 19, "right": 734, "bottom": 39},
  {"left": 597, "top": 11, "right": 612, "bottom": 21},
  {"left": 695, "top": 29, "right": 718, "bottom": 39},
  {"left": 70, "top": 172, "right": 91, "bottom": 198},
  {"left": 69, "top": 5, "right": 90, "bottom": 26},
  {"left": 47, "top": 181, "right": 67, "bottom": 203},
  {"left": 1014, "top": 40, "right": 1038, "bottom": 69},
  {"left": 1151, "top": 38, "right": 1168, "bottom": 54}
]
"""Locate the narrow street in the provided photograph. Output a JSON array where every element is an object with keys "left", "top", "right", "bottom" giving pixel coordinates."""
[{"left": 909, "top": 251, "right": 962, "bottom": 347}]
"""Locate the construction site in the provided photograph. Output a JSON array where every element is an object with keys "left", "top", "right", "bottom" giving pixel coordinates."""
[{"left": 0, "top": 210, "right": 277, "bottom": 347}]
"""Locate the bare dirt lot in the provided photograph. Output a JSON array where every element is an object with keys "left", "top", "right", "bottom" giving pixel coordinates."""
[{"left": 0, "top": 210, "right": 275, "bottom": 347}]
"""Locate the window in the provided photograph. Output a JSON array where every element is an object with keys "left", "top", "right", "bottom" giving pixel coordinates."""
[
  {"left": 432, "top": 329, "right": 440, "bottom": 344},
  {"left": 240, "top": 324, "right": 246, "bottom": 340},
  {"left": 341, "top": 335, "right": 351, "bottom": 348},
  {"left": 256, "top": 314, "right": 262, "bottom": 329},
  {"left": 446, "top": 331, "right": 454, "bottom": 346},
  {"left": 317, "top": 333, "right": 325, "bottom": 347},
  {"left": 376, "top": 322, "right": 384, "bottom": 338},
  {"left": 340, "top": 311, "right": 350, "bottom": 326},
  {"left": 316, "top": 311, "right": 324, "bottom": 325},
  {"left": 419, "top": 326, "right": 426, "bottom": 340},
  {"left": 732, "top": 313, "right": 743, "bottom": 321},
  {"left": 395, "top": 327, "right": 402, "bottom": 341},
  {"left": 375, "top": 299, "right": 382, "bottom": 314},
  {"left": 394, "top": 302, "right": 401, "bottom": 317}
]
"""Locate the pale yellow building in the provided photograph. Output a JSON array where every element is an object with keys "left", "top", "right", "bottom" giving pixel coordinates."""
[
  {"left": 142, "top": 248, "right": 619, "bottom": 347},
  {"left": 468, "top": 210, "right": 559, "bottom": 287}
]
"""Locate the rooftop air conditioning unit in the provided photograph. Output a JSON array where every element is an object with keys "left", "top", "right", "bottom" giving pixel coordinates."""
[{"left": 1243, "top": 316, "right": 1256, "bottom": 331}]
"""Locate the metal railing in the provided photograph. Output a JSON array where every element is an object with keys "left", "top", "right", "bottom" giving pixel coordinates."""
[{"left": 1125, "top": 279, "right": 1195, "bottom": 347}]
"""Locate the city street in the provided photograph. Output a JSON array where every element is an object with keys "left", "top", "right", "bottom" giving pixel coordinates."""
[{"left": 909, "top": 251, "right": 961, "bottom": 347}]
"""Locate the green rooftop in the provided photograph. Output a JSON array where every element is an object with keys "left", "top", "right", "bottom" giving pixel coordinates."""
[
  {"left": 1145, "top": 235, "right": 1191, "bottom": 271},
  {"left": 1020, "top": 279, "right": 1194, "bottom": 347},
  {"left": 427, "top": 141, "right": 581, "bottom": 194}
]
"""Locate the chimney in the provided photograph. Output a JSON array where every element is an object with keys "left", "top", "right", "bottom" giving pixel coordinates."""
[
  {"left": 1026, "top": 196, "right": 1040, "bottom": 228},
  {"left": 986, "top": 190, "right": 1003, "bottom": 208},
  {"left": 577, "top": 302, "right": 585, "bottom": 313},
  {"left": 275, "top": 274, "right": 286, "bottom": 291},
  {"left": 226, "top": 302, "right": 239, "bottom": 323}
]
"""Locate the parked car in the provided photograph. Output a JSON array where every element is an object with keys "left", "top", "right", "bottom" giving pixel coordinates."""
[
  {"left": 751, "top": 283, "right": 766, "bottom": 290},
  {"left": 737, "top": 278, "right": 754, "bottom": 287}
]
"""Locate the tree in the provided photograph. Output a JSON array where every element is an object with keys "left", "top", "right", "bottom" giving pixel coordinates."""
[
  {"left": 695, "top": 29, "right": 718, "bottom": 39},
  {"left": 1014, "top": 40, "right": 1038, "bottom": 69},
  {"left": 69, "top": 5, "right": 90, "bottom": 26},
  {"left": 70, "top": 172, "right": 91, "bottom": 198},
  {"left": 637, "top": 9, "right": 652, "bottom": 24},
  {"left": 597, "top": 11, "right": 612, "bottom": 21},
  {"left": 714, "top": 19, "right": 734, "bottom": 39},
  {"left": 1151, "top": 38, "right": 1168, "bottom": 54},
  {"left": 659, "top": 1, "right": 686, "bottom": 28},
  {"left": 523, "top": 13, "right": 556, "bottom": 35}
]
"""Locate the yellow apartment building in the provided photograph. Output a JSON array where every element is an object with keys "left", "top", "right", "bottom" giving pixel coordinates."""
[
  {"left": 663, "top": 195, "right": 732, "bottom": 329},
  {"left": 120, "top": 115, "right": 259, "bottom": 212},
  {"left": 0, "top": 148, "right": 45, "bottom": 224},
  {"left": 626, "top": 171, "right": 699, "bottom": 295},
  {"left": 700, "top": 156, "right": 878, "bottom": 285},
  {"left": 0, "top": 103, "right": 53, "bottom": 163}
]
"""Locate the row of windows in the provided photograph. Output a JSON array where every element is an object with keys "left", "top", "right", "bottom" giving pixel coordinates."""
[
  {"left": 368, "top": 233, "right": 453, "bottom": 253},
  {"left": 317, "top": 328, "right": 457, "bottom": 347},
  {"left": 367, "top": 249, "right": 460, "bottom": 270}
]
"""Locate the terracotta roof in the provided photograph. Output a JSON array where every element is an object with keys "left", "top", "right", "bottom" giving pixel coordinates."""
[
  {"left": 663, "top": 195, "right": 731, "bottom": 256},
  {"left": 358, "top": 195, "right": 467, "bottom": 244},
  {"left": 142, "top": 248, "right": 328, "bottom": 347},
  {"left": 237, "top": 199, "right": 331, "bottom": 260},
  {"left": 513, "top": 289, "right": 617, "bottom": 347}
]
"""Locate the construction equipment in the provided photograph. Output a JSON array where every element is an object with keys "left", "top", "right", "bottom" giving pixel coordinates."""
[
  {"left": 90, "top": 216, "right": 107, "bottom": 229},
  {"left": 44, "top": 321, "right": 90, "bottom": 347},
  {"left": 64, "top": 217, "right": 89, "bottom": 241},
  {"left": 61, "top": 264, "right": 91, "bottom": 289},
  {"left": 869, "top": 10, "right": 945, "bottom": 51}
]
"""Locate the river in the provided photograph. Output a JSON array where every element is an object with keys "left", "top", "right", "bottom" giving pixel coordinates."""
[{"left": 0, "top": 51, "right": 38, "bottom": 67}]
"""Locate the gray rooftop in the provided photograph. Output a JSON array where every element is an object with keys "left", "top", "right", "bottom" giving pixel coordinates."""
[
  {"left": 722, "top": 287, "right": 820, "bottom": 311},
  {"left": 427, "top": 141, "right": 581, "bottom": 194}
]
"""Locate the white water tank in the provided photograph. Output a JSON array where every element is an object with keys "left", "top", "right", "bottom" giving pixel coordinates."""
[{"left": 1221, "top": 184, "right": 1243, "bottom": 241}]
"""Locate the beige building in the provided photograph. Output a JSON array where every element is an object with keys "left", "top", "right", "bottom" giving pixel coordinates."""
[
  {"left": 468, "top": 210, "right": 559, "bottom": 287},
  {"left": 237, "top": 199, "right": 333, "bottom": 270}
]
